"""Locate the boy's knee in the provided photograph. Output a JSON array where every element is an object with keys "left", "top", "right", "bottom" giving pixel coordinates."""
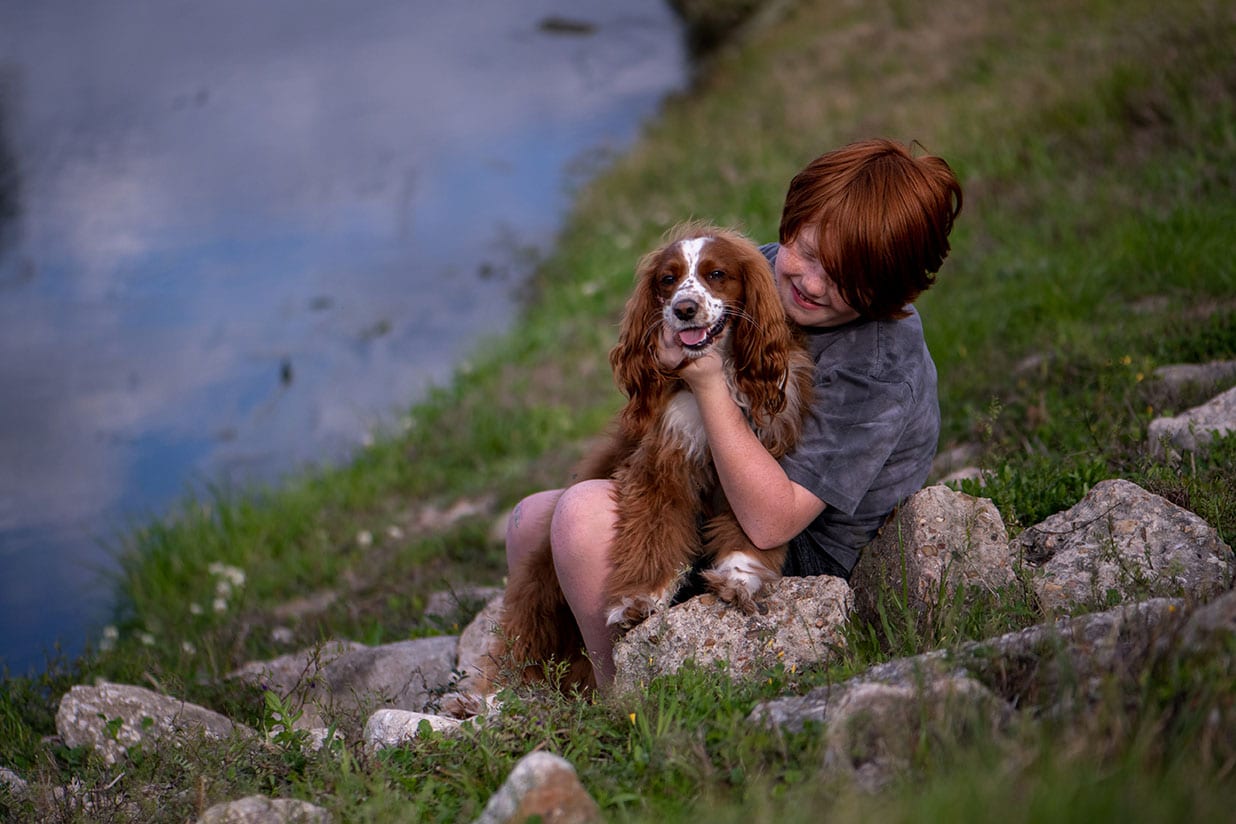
[
  {"left": 550, "top": 480, "right": 614, "bottom": 556},
  {"left": 505, "top": 489, "right": 562, "bottom": 570}
]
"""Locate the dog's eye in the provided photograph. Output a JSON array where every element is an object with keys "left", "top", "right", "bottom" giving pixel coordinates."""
[
  {"left": 659, "top": 273, "right": 676, "bottom": 286},
  {"left": 707, "top": 269, "right": 726, "bottom": 281}
]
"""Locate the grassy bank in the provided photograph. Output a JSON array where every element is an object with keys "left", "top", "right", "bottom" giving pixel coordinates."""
[{"left": 4, "top": 0, "right": 1236, "bottom": 820}]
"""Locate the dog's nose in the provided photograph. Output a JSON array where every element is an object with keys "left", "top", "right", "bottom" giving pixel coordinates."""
[{"left": 673, "top": 299, "right": 698, "bottom": 321}]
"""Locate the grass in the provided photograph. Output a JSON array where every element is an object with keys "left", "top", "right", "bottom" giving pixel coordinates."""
[{"left": 3, "top": 0, "right": 1236, "bottom": 820}]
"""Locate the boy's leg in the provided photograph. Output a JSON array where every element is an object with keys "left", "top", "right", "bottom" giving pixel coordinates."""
[{"left": 550, "top": 479, "right": 619, "bottom": 688}]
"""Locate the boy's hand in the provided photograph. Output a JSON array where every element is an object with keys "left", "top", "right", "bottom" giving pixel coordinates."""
[
  {"left": 656, "top": 325, "right": 687, "bottom": 371},
  {"left": 657, "top": 325, "right": 725, "bottom": 390}
]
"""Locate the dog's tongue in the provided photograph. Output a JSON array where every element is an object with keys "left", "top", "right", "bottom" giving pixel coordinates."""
[{"left": 678, "top": 327, "right": 708, "bottom": 346}]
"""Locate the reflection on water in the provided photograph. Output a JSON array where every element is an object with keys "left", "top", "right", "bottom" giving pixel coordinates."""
[{"left": 0, "top": 0, "right": 686, "bottom": 674}]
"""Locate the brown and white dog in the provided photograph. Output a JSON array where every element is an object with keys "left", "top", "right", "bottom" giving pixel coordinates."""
[{"left": 447, "top": 223, "right": 813, "bottom": 710}]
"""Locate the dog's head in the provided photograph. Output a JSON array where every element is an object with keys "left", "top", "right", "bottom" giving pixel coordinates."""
[{"left": 611, "top": 223, "right": 799, "bottom": 431}]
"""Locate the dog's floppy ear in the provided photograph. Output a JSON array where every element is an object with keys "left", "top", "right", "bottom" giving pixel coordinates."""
[
  {"left": 610, "top": 243, "right": 673, "bottom": 436},
  {"left": 729, "top": 236, "right": 794, "bottom": 427}
]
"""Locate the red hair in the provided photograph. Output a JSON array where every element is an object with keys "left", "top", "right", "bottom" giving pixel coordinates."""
[{"left": 779, "top": 138, "right": 963, "bottom": 320}]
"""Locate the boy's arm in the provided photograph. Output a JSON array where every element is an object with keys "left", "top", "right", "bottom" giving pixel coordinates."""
[{"left": 663, "top": 335, "right": 825, "bottom": 549}]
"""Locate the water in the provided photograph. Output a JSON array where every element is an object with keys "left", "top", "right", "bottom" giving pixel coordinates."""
[{"left": 0, "top": 0, "right": 687, "bottom": 676}]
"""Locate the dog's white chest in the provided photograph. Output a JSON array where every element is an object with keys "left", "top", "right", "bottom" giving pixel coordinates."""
[{"left": 661, "top": 391, "right": 710, "bottom": 460}]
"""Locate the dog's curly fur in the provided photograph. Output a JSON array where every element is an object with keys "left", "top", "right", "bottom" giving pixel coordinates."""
[{"left": 445, "top": 224, "right": 813, "bottom": 711}]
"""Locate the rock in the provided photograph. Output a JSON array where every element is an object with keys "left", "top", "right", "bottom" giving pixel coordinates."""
[
  {"left": 820, "top": 675, "right": 1012, "bottom": 792},
  {"left": 472, "top": 751, "right": 601, "bottom": 824},
  {"left": 850, "top": 484, "right": 1014, "bottom": 627},
  {"left": 424, "top": 586, "right": 505, "bottom": 627},
  {"left": 939, "top": 465, "right": 986, "bottom": 486},
  {"left": 229, "top": 640, "right": 367, "bottom": 697},
  {"left": 311, "top": 636, "right": 457, "bottom": 718},
  {"left": 931, "top": 442, "right": 981, "bottom": 479},
  {"left": 751, "top": 597, "right": 1186, "bottom": 731},
  {"left": 196, "top": 795, "right": 331, "bottom": 823},
  {"left": 1158, "top": 586, "right": 1236, "bottom": 683},
  {"left": 1151, "top": 360, "right": 1236, "bottom": 393},
  {"left": 1015, "top": 479, "right": 1235, "bottom": 612},
  {"left": 269, "top": 626, "right": 296, "bottom": 646},
  {"left": 453, "top": 593, "right": 504, "bottom": 695},
  {"left": 1148, "top": 384, "right": 1236, "bottom": 459},
  {"left": 231, "top": 636, "right": 458, "bottom": 730},
  {"left": 612, "top": 576, "right": 851, "bottom": 692},
  {"left": 316, "top": 637, "right": 457, "bottom": 706},
  {"left": 363, "top": 709, "right": 463, "bottom": 751},
  {"left": 269, "top": 589, "right": 339, "bottom": 622},
  {"left": 55, "top": 682, "right": 254, "bottom": 765},
  {"left": 950, "top": 597, "right": 1186, "bottom": 709},
  {"left": 1175, "top": 585, "right": 1236, "bottom": 654},
  {"left": 0, "top": 766, "right": 28, "bottom": 796},
  {"left": 294, "top": 727, "right": 344, "bottom": 753}
]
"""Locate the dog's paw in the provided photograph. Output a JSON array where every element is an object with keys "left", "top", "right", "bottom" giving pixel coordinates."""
[
  {"left": 605, "top": 591, "right": 670, "bottom": 629},
  {"left": 438, "top": 691, "right": 498, "bottom": 719},
  {"left": 702, "top": 554, "right": 778, "bottom": 615}
]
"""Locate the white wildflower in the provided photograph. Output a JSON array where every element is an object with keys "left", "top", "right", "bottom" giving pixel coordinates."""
[
  {"left": 356, "top": 530, "right": 373, "bottom": 548},
  {"left": 215, "top": 579, "right": 232, "bottom": 598},
  {"left": 181, "top": 641, "right": 196, "bottom": 655},
  {"left": 213, "top": 597, "right": 228, "bottom": 613},
  {"left": 138, "top": 631, "right": 155, "bottom": 646},
  {"left": 208, "top": 562, "right": 246, "bottom": 588},
  {"left": 386, "top": 525, "right": 405, "bottom": 540},
  {"left": 100, "top": 625, "right": 119, "bottom": 652},
  {"left": 189, "top": 602, "right": 204, "bottom": 616}
]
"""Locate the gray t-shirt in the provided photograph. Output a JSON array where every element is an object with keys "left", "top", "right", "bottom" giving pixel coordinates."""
[{"left": 761, "top": 243, "right": 940, "bottom": 577}]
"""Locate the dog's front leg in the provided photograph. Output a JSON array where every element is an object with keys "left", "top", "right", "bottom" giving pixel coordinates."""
[
  {"left": 604, "top": 452, "right": 702, "bottom": 629},
  {"left": 701, "top": 511, "right": 785, "bottom": 614}
]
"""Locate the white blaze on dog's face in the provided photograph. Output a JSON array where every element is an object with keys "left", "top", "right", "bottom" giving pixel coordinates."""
[{"left": 655, "top": 235, "right": 745, "bottom": 359}]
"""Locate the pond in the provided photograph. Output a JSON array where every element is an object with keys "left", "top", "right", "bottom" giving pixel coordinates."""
[{"left": 0, "top": 0, "right": 687, "bottom": 675}]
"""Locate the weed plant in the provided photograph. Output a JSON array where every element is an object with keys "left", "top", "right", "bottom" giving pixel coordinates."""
[{"left": 3, "top": 0, "right": 1236, "bottom": 821}]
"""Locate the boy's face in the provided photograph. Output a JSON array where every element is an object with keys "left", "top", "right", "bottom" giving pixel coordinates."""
[{"left": 774, "top": 224, "right": 860, "bottom": 328}]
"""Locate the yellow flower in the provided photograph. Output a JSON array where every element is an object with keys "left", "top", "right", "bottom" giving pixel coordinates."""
[{"left": 629, "top": 713, "right": 637, "bottom": 725}]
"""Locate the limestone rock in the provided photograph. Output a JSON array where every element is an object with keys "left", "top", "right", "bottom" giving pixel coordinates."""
[
  {"left": 1160, "top": 586, "right": 1236, "bottom": 681},
  {"left": 850, "top": 484, "right": 1013, "bottom": 626},
  {"left": 310, "top": 636, "right": 457, "bottom": 715},
  {"left": 231, "top": 636, "right": 458, "bottom": 730},
  {"left": 1175, "top": 585, "right": 1236, "bottom": 652},
  {"left": 472, "top": 751, "right": 601, "bottom": 824},
  {"left": 820, "top": 675, "right": 1012, "bottom": 792},
  {"left": 454, "top": 593, "right": 504, "bottom": 694},
  {"left": 229, "top": 640, "right": 367, "bottom": 697},
  {"left": 55, "top": 682, "right": 254, "bottom": 765},
  {"left": 612, "top": 576, "right": 851, "bottom": 692},
  {"left": 196, "top": 795, "right": 331, "bottom": 823},
  {"left": 0, "top": 766, "right": 28, "bottom": 797},
  {"left": 1148, "top": 384, "right": 1236, "bottom": 459},
  {"left": 752, "top": 598, "right": 1186, "bottom": 731},
  {"left": 424, "top": 586, "right": 505, "bottom": 626},
  {"left": 1015, "top": 479, "right": 1234, "bottom": 612},
  {"left": 1151, "top": 360, "right": 1236, "bottom": 394},
  {"left": 363, "top": 708, "right": 463, "bottom": 751},
  {"left": 296, "top": 727, "right": 345, "bottom": 753}
]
